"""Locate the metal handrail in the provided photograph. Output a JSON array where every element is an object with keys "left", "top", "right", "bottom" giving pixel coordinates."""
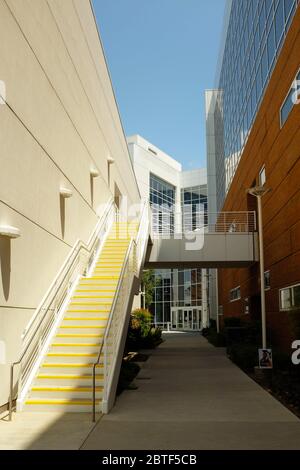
[
  {"left": 92, "top": 239, "right": 135, "bottom": 421},
  {"left": 9, "top": 197, "right": 115, "bottom": 420},
  {"left": 151, "top": 210, "right": 257, "bottom": 234}
]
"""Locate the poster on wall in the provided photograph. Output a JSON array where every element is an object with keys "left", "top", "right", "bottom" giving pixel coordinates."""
[{"left": 258, "top": 348, "right": 273, "bottom": 369}]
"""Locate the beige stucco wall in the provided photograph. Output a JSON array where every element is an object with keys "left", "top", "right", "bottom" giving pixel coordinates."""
[{"left": 0, "top": 0, "right": 140, "bottom": 406}]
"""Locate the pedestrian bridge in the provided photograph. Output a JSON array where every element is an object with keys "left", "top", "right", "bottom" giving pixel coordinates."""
[{"left": 144, "top": 211, "right": 258, "bottom": 268}]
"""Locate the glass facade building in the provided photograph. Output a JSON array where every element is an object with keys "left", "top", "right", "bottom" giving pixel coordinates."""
[
  {"left": 149, "top": 174, "right": 207, "bottom": 325},
  {"left": 214, "top": 0, "right": 299, "bottom": 210}
]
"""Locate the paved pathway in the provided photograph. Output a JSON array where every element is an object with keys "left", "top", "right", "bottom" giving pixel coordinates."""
[
  {"left": 82, "top": 333, "right": 300, "bottom": 450},
  {"left": 1, "top": 333, "right": 300, "bottom": 449}
]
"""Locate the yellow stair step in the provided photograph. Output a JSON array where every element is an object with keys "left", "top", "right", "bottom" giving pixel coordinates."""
[
  {"left": 25, "top": 399, "right": 101, "bottom": 405},
  {"left": 51, "top": 343, "right": 101, "bottom": 347},
  {"left": 59, "top": 326, "right": 105, "bottom": 329},
  {"left": 37, "top": 374, "right": 104, "bottom": 379},
  {"left": 31, "top": 386, "right": 103, "bottom": 392},
  {"left": 56, "top": 334, "right": 104, "bottom": 338},
  {"left": 64, "top": 317, "right": 108, "bottom": 321},
  {"left": 47, "top": 353, "right": 99, "bottom": 357},
  {"left": 41, "top": 363, "right": 104, "bottom": 368}
]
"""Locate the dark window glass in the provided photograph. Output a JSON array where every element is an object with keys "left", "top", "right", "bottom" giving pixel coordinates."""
[
  {"left": 261, "top": 46, "right": 268, "bottom": 84},
  {"left": 275, "top": 0, "right": 285, "bottom": 47},
  {"left": 284, "top": 0, "right": 296, "bottom": 22},
  {"left": 267, "top": 23, "right": 276, "bottom": 67}
]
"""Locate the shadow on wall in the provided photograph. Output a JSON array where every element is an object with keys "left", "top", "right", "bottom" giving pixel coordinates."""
[
  {"left": 0, "top": 236, "right": 11, "bottom": 300},
  {"left": 60, "top": 195, "right": 65, "bottom": 239}
]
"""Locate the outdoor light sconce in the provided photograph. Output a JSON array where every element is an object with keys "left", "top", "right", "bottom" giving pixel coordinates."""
[
  {"left": 107, "top": 156, "right": 115, "bottom": 165},
  {"left": 90, "top": 167, "right": 99, "bottom": 177},
  {"left": 0, "top": 225, "right": 21, "bottom": 238},
  {"left": 60, "top": 187, "right": 73, "bottom": 198}
]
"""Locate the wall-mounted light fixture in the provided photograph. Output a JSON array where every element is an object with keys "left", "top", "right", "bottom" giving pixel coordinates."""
[
  {"left": 0, "top": 225, "right": 21, "bottom": 238},
  {"left": 60, "top": 187, "right": 73, "bottom": 198},
  {"left": 90, "top": 167, "right": 99, "bottom": 177},
  {"left": 107, "top": 156, "right": 115, "bottom": 165}
]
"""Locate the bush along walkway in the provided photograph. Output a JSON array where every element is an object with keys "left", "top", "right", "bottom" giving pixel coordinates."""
[
  {"left": 203, "top": 317, "right": 300, "bottom": 419},
  {"left": 117, "top": 309, "right": 163, "bottom": 395}
]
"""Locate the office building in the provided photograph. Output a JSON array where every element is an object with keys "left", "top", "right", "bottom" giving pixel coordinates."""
[
  {"left": 128, "top": 135, "right": 209, "bottom": 331},
  {"left": 206, "top": 0, "right": 300, "bottom": 349}
]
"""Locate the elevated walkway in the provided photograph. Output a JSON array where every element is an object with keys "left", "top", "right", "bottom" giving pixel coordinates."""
[{"left": 145, "top": 211, "right": 258, "bottom": 268}]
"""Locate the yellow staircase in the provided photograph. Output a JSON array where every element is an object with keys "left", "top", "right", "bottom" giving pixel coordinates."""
[{"left": 23, "top": 221, "right": 138, "bottom": 412}]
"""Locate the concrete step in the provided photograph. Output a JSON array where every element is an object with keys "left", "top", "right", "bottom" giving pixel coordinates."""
[
  {"left": 28, "top": 386, "right": 103, "bottom": 399},
  {"left": 67, "top": 303, "right": 111, "bottom": 311},
  {"left": 44, "top": 352, "right": 102, "bottom": 363},
  {"left": 55, "top": 334, "right": 104, "bottom": 343},
  {"left": 40, "top": 363, "right": 104, "bottom": 374},
  {"left": 74, "top": 288, "right": 115, "bottom": 293},
  {"left": 61, "top": 318, "right": 108, "bottom": 327},
  {"left": 34, "top": 374, "right": 104, "bottom": 386},
  {"left": 71, "top": 296, "right": 114, "bottom": 301},
  {"left": 23, "top": 398, "right": 102, "bottom": 412},
  {"left": 58, "top": 326, "right": 106, "bottom": 334},
  {"left": 49, "top": 342, "right": 101, "bottom": 353}
]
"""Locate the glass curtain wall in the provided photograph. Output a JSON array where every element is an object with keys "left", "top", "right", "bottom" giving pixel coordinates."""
[
  {"left": 149, "top": 174, "right": 207, "bottom": 326},
  {"left": 215, "top": 0, "right": 299, "bottom": 209}
]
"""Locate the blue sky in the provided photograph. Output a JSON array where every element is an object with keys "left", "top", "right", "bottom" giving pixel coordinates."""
[{"left": 93, "top": 0, "right": 226, "bottom": 169}]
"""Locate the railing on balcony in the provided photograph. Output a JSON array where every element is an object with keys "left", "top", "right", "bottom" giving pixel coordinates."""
[{"left": 151, "top": 210, "right": 256, "bottom": 236}]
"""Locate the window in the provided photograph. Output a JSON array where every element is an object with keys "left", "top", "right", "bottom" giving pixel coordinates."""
[
  {"left": 259, "top": 165, "right": 266, "bottom": 186},
  {"left": 280, "top": 283, "right": 300, "bottom": 310},
  {"left": 280, "top": 69, "right": 300, "bottom": 126},
  {"left": 264, "top": 270, "right": 270, "bottom": 290},
  {"left": 229, "top": 286, "right": 241, "bottom": 302}
]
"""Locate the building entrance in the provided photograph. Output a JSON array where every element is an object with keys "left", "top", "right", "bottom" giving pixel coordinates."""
[{"left": 170, "top": 307, "right": 202, "bottom": 331}]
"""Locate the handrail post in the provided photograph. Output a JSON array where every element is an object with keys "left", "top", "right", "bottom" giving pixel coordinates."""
[
  {"left": 92, "top": 364, "right": 96, "bottom": 422},
  {"left": 9, "top": 364, "right": 14, "bottom": 421}
]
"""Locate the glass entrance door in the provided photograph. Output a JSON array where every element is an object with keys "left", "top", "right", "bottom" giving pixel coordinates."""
[{"left": 171, "top": 307, "right": 202, "bottom": 331}]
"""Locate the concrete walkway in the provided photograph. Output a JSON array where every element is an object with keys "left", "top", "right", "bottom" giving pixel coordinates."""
[
  {"left": 1, "top": 333, "right": 300, "bottom": 449},
  {"left": 82, "top": 333, "right": 300, "bottom": 450}
]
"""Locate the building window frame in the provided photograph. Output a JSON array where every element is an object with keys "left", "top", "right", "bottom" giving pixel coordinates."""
[
  {"left": 280, "top": 67, "right": 300, "bottom": 128},
  {"left": 229, "top": 286, "right": 241, "bottom": 302},
  {"left": 259, "top": 165, "right": 266, "bottom": 186},
  {"left": 279, "top": 282, "right": 300, "bottom": 311},
  {"left": 264, "top": 270, "right": 271, "bottom": 290}
]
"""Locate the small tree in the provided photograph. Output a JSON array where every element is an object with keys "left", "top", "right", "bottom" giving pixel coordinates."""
[{"left": 141, "top": 269, "right": 157, "bottom": 309}]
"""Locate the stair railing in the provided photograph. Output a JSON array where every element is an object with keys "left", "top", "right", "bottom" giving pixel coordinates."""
[
  {"left": 8, "top": 197, "right": 116, "bottom": 421},
  {"left": 92, "top": 200, "right": 150, "bottom": 420}
]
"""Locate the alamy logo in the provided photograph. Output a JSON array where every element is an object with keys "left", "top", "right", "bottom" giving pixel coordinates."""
[
  {"left": 291, "top": 340, "right": 300, "bottom": 365},
  {"left": 292, "top": 79, "right": 300, "bottom": 105},
  {"left": 0, "top": 80, "right": 6, "bottom": 104}
]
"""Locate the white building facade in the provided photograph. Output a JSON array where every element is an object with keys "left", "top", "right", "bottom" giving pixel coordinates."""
[{"left": 127, "top": 135, "right": 209, "bottom": 331}]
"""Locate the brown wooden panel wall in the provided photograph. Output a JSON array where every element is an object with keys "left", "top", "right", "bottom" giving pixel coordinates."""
[{"left": 218, "top": 6, "right": 300, "bottom": 350}]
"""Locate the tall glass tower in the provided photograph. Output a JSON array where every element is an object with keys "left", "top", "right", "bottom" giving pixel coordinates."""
[{"left": 214, "top": 0, "right": 299, "bottom": 210}]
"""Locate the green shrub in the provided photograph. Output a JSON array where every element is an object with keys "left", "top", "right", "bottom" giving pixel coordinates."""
[
  {"left": 131, "top": 308, "right": 153, "bottom": 336},
  {"left": 141, "top": 326, "right": 163, "bottom": 349},
  {"left": 117, "top": 361, "right": 140, "bottom": 395},
  {"left": 272, "top": 349, "right": 292, "bottom": 371},
  {"left": 227, "top": 342, "right": 258, "bottom": 370},
  {"left": 224, "top": 316, "right": 243, "bottom": 327},
  {"left": 126, "top": 309, "right": 162, "bottom": 351},
  {"left": 207, "top": 330, "right": 226, "bottom": 347},
  {"left": 202, "top": 325, "right": 226, "bottom": 347}
]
